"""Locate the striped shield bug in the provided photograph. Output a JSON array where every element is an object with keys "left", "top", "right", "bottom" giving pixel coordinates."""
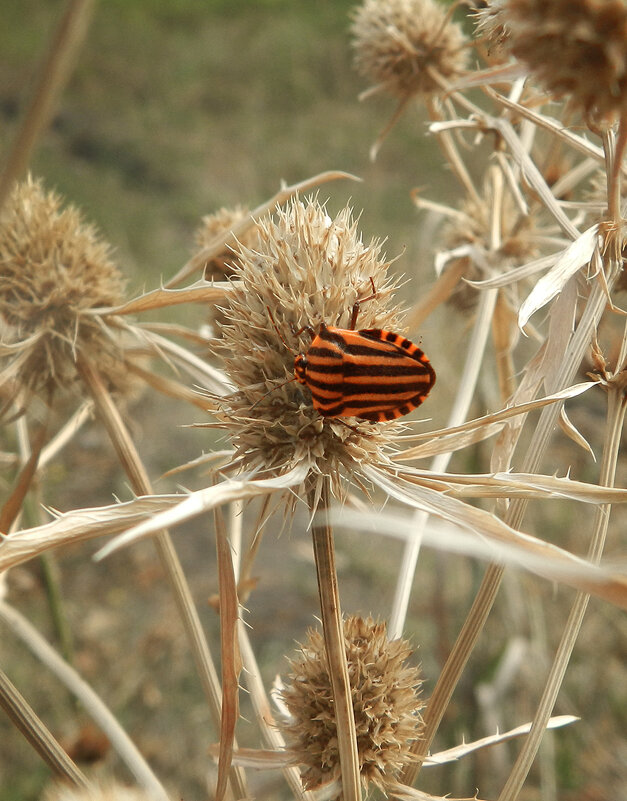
[{"left": 268, "top": 285, "right": 436, "bottom": 423}]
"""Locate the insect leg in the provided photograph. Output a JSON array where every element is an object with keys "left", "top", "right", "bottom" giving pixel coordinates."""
[{"left": 349, "top": 276, "right": 378, "bottom": 330}]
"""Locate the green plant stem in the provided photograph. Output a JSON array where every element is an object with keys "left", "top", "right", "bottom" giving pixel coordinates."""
[
  {"left": 0, "top": 666, "right": 89, "bottom": 789},
  {"left": 309, "top": 480, "right": 361, "bottom": 801},
  {"left": 39, "top": 552, "right": 74, "bottom": 664}
]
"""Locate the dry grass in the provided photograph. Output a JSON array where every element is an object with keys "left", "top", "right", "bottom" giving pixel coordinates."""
[{"left": 1, "top": 1, "right": 627, "bottom": 800}]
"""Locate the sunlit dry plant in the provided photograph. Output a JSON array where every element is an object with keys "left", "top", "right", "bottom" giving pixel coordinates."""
[
  {"left": 3, "top": 3, "right": 627, "bottom": 801},
  {"left": 216, "top": 196, "right": 408, "bottom": 508},
  {"left": 0, "top": 176, "right": 127, "bottom": 401},
  {"left": 280, "top": 615, "right": 424, "bottom": 793}
]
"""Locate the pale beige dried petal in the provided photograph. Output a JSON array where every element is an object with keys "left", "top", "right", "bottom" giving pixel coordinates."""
[
  {"left": 351, "top": 0, "right": 468, "bottom": 99},
  {"left": 280, "top": 616, "right": 424, "bottom": 791}
]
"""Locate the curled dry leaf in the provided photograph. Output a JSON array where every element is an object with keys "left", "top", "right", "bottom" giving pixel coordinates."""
[
  {"left": 332, "top": 505, "right": 627, "bottom": 610},
  {"left": 518, "top": 225, "right": 600, "bottom": 329}
]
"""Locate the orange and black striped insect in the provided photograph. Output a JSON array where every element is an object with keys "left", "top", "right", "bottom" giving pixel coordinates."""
[{"left": 269, "top": 288, "right": 436, "bottom": 423}]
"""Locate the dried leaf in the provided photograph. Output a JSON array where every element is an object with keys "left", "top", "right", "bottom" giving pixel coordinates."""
[
  {"left": 92, "top": 279, "right": 235, "bottom": 316},
  {"left": 95, "top": 464, "right": 310, "bottom": 560},
  {"left": 558, "top": 407, "right": 595, "bottom": 458},
  {"left": 424, "top": 715, "right": 577, "bottom": 765},
  {"left": 0, "top": 496, "right": 180, "bottom": 572},
  {"left": 333, "top": 499, "right": 627, "bottom": 610},
  {"left": 397, "top": 382, "right": 596, "bottom": 461},
  {"left": 518, "top": 225, "right": 599, "bottom": 329}
]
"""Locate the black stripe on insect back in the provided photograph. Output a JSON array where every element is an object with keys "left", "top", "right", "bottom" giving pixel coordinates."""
[
  {"left": 312, "top": 341, "right": 413, "bottom": 360},
  {"left": 309, "top": 361, "right": 425, "bottom": 377}
]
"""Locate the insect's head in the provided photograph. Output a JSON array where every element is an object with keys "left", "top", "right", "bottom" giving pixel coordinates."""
[{"left": 294, "top": 354, "right": 308, "bottom": 385}]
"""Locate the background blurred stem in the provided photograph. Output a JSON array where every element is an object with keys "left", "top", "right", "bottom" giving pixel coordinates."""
[
  {"left": 39, "top": 551, "right": 74, "bottom": 665},
  {"left": 0, "top": 0, "right": 95, "bottom": 212},
  {"left": 0, "top": 601, "right": 170, "bottom": 801},
  {"left": 0, "top": 666, "right": 89, "bottom": 789}
]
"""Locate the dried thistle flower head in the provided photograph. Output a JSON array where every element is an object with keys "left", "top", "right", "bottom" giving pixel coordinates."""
[
  {"left": 440, "top": 182, "right": 538, "bottom": 311},
  {"left": 351, "top": 0, "right": 469, "bottom": 99},
  {"left": 194, "top": 204, "right": 259, "bottom": 280},
  {"left": 280, "top": 615, "right": 425, "bottom": 792},
  {"left": 217, "top": 197, "right": 405, "bottom": 505},
  {"left": 42, "top": 781, "right": 150, "bottom": 801},
  {"left": 500, "top": 0, "right": 627, "bottom": 121},
  {"left": 473, "top": 0, "right": 509, "bottom": 52},
  {"left": 194, "top": 205, "right": 262, "bottom": 336},
  {"left": 0, "top": 176, "right": 126, "bottom": 399}
]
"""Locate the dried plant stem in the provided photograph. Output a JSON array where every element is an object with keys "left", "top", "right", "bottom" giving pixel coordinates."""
[
  {"left": 309, "top": 480, "right": 361, "bottom": 801},
  {"left": 39, "top": 401, "right": 93, "bottom": 471},
  {"left": 214, "top": 504, "right": 242, "bottom": 801},
  {"left": 390, "top": 287, "right": 498, "bottom": 639},
  {"left": 405, "top": 259, "right": 467, "bottom": 332},
  {"left": 238, "top": 625, "right": 311, "bottom": 801},
  {"left": 497, "top": 380, "right": 627, "bottom": 801},
  {"left": 0, "top": 666, "right": 89, "bottom": 789},
  {"left": 124, "top": 360, "right": 214, "bottom": 412},
  {"left": 426, "top": 96, "right": 481, "bottom": 206},
  {"left": 0, "top": 0, "right": 94, "bottom": 212},
  {"left": 403, "top": 271, "right": 619, "bottom": 787},
  {"left": 604, "top": 120, "right": 627, "bottom": 225},
  {"left": 75, "top": 357, "right": 248, "bottom": 801},
  {"left": 0, "top": 601, "right": 170, "bottom": 801}
]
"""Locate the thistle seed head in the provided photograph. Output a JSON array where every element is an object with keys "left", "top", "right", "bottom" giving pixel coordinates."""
[
  {"left": 194, "top": 204, "right": 259, "bottom": 280},
  {"left": 280, "top": 615, "right": 425, "bottom": 792},
  {"left": 0, "top": 176, "right": 126, "bottom": 399},
  {"left": 217, "top": 198, "right": 404, "bottom": 505},
  {"left": 351, "top": 0, "right": 469, "bottom": 99},
  {"left": 500, "top": 0, "right": 627, "bottom": 121},
  {"left": 441, "top": 185, "right": 538, "bottom": 312}
]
